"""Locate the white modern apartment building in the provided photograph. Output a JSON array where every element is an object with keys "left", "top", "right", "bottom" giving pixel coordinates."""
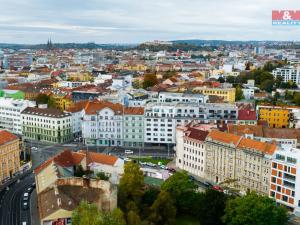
[
  {"left": 270, "top": 147, "right": 300, "bottom": 215},
  {"left": 157, "top": 92, "right": 208, "bottom": 104},
  {"left": 82, "top": 100, "right": 124, "bottom": 146},
  {"left": 176, "top": 125, "right": 209, "bottom": 178},
  {"left": 0, "top": 97, "right": 36, "bottom": 134},
  {"left": 144, "top": 103, "right": 176, "bottom": 144},
  {"left": 144, "top": 102, "right": 238, "bottom": 145},
  {"left": 272, "top": 66, "right": 300, "bottom": 85}
]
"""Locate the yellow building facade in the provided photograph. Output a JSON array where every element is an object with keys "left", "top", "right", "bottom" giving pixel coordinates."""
[
  {"left": 193, "top": 87, "right": 236, "bottom": 103},
  {"left": 0, "top": 130, "right": 20, "bottom": 182},
  {"left": 258, "top": 106, "right": 290, "bottom": 128}
]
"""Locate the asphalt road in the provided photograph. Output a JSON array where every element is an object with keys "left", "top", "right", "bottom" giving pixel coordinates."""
[{"left": 0, "top": 173, "right": 35, "bottom": 225}]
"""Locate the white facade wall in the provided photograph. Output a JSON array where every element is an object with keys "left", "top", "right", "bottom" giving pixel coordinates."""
[
  {"left": 272, "top": 66, "right": 300, "bottom": 84},
  {"left": 0, "top": 98, "right": 36, "bottom": 134}
]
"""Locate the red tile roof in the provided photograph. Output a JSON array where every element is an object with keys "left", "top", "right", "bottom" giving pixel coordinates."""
[
  {"left": 79, "top": 150, "right": 118, "bottom": 166},
  {"left": 207, "top": 130, "right": 242, "bottom": 146},
  {"left": 124, "top": 107, "right": 144, "bottom": 115},
  {"left": 0, "top": 130, "right": 18, "bottom": 146},
  {"left": 185, "top": 127, "right": 209, "bottom": 141},
  {"left": 238, "top": 138, "right": 276, "bottom": 155},
  {"left": 238, "top": 109, "right": 257, "bottom": 121},
  {"left": 84, "top": 100, "right": 123, "bottom": 115}
]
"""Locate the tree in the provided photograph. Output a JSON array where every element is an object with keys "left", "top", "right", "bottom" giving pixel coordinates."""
[
  {"left": 72, "top": 201, "right": 102, "bottom": 225},
  {"left": 223, "top": 192, "right": 288, "bottom": 225},
  {"left": 35, "top": 94, "right": 50, "bottom": 104},
  {"left": 119, "top": 162, "right": 144, "bottom": 209},
  {"left": 294, "top": 92, "right": 300, "bottom": 106},
  {"left": 161, "top": 171, "right": 196, "bottom": 213},
  {"left": 127, "top": 210, "right": 142, "bottom": 225},
  {"left": 148, "top": 190, "right": 176, "bottom": 225},
  {"left": 218, "top": 77, "right": 225, "bottom": 83},
  {"left": 260, "top": 80, "right": 274, "bottom": 93},
  {"left": 142, "top": 74, "right": 158, "bottom": 89},
  {"left": 235, "top": 85, "right": 244, "bottom": 101},
  {"left": 226, "top": 76, "right": 235, "bottom": 84},
  {"left": 103, "top": 208, "right": 126, "bottom": 225},
  {"left": 199, "top": 189, "right": 227, "bottom": 225},
  {"left": 72, "top": 201, "right": 126, "bottom": 225},
  {"left": 96, "top": 172, "right": 109, "bottom": 181}
]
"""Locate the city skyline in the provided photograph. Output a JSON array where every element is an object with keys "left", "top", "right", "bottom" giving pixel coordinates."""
[{"left": 0, "top": 0, "right": 299, "bottom": 44}]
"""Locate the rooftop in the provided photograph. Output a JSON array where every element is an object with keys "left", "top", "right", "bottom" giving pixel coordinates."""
[
  {"left": 0, "top": 130, "right": 18, "bottom": 146},
  {"left": 22, "top": 107, "right": 71, "bottom": 118}
]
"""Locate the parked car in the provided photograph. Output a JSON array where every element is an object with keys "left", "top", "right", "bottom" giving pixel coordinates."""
[
  {"left": 212, "top": 185, "right": 223, "bottom": 192},
  {"left": 23, "top": 192, "right": 29, "bottom": 197},
  {"left": 27, "top": 187, "right": 33, "bottom": 193},
  {"left": 168, "top": 168, "right": 176, "bottom": 173},
  {"left": 22, "top": 202, "right": 29, "bottom": 210},
  {"left": 22, "top": 222, "right": 27, "bottom": 225},
  {"left": 124, "top": 150, "right": 134, "bottom": 154},
  {"left": 23, "top": 196, "right": 29, "bottom": 201}
]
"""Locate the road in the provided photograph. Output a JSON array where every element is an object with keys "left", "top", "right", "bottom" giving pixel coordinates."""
[{"left": 0, "top": 173, "right": 35, "bottom": 225}]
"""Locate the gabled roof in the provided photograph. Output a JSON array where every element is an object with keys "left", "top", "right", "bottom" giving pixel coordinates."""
[
  {"left": 79, "top": 150, "right": 118, "bottom": 166},
  {"left": 184, "top": 127, "right": 209, "bottom": 142},
  {"left": 206, "top": 130, "right": 242, "bottom": 146},
  {"left": 84, "top": 100, "right": 123, "bottom": 115},
  {"left": 238, "top": 138, "right": 276, "bottom": 155},
  {"left": 0, "top": 130, "right": 18, "bottom": 146},
  {"left": 66, "top": 100, "right": 89, "bottom": 113}
]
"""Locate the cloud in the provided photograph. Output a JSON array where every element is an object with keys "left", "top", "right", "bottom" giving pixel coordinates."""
[{"left": 0, "top": 0, "right": 299, "bottom": 43}]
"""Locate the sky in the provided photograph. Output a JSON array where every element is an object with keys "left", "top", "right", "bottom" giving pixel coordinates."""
[{"left": 0, "top": 0, "right": 299, "bottom": 44}]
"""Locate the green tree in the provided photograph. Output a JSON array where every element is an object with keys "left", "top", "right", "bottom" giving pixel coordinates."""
[
  {"left": 260, "top": 80, "right": 274, "bottom": 93},
  {"left": 119, "top": 162, "right": 144, "bottom": 209},
  {"left": 226, "top": 76, "right": 235, "bottom": 84},
  {"left": 161, "top": 171, "right": 196, "bottom": 213},
  {"left": 218, "top": 77, "right": 225, "bottom": 83},
  {"left": 96, "top": 172, "right": 109, "bottom": 181},
  {"left": 103, "top": 208, "right": 126, "bottom": 225},
  {"left": 142, "top": 74, "right": 158, "bottom": 89},
  {"left": 127, "top": 210, "right": 142, "bottom": 225},
  {"left": 199, "top": 189, "right": 227, "bottom": 225},
  {"left": 35, "top": 94, "right": 50, "bottom": 104},
  {"left": 148, "top": 190, "right": 176, "bottom": 225},
  {"left": 293, "top": 92, "right": 300, "bottom": 106},
  {"left": 223, "top": 192, "right": 288, "bottom": 225},
  {"left": 235, "top": 85, "right": 244, "bottom": 101},
  {"left": 72, "top": 201, "right": 102, "bottom": 225}
]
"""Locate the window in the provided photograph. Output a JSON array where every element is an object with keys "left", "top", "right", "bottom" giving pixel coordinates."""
[
  {"left": 282, "top": 195, "right": 288, "bottom": 202},
  {"left": 277, "top": 186, "right": 281, "bottom": 192}
]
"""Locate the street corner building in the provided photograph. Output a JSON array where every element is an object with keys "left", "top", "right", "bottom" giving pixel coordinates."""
[
  {"left": 34, "top": 149, "right": 121, "bottom": 225},
  {"left": 0, "top": 130, "right": 21, "bottom": 182}
]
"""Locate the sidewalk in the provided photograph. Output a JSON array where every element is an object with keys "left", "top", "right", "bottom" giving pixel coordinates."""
[{"left": 30, "top": 189, "right": 40, "bottom": 225}]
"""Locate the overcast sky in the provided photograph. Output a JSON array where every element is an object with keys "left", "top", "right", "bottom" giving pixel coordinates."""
[{"left": 0, "top": 0, "right": 299, "bottom": 44}]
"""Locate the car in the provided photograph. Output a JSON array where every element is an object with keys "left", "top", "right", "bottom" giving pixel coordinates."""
[
  {"left": 212, "top": 185, "right": 223, "bottom": 192},
  {"left": 31, "top": 182, "right": 36, "bottom": 188},
  {"left": 31, "top": 147, "right": 37, "bottom": 151},
  {"left": 168, "top": 168, "right": 176, "bottom": 173},
  {"left": 189, "top": 175, "right": 195, "bottom": 181},
  {"left": 23, "top": 196, "right": 29, "bottom": 201},
  {"left": 23, "top": 192, "right": 29, "bottom": 197},
  {"left": 203, "top": 181, "right": 213, "bottom": 187},
  {"left": 124, "top": 150, "right": 134, "bottom": 154},
  {"left": 22, "top": 222, "right": 27, "bottom": 225},
  {"left": 27, "top": 187, "right": 33, "bottom": 193},
  {"left": 22, "top": 202, "right": 29, "bottom": 210}
]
